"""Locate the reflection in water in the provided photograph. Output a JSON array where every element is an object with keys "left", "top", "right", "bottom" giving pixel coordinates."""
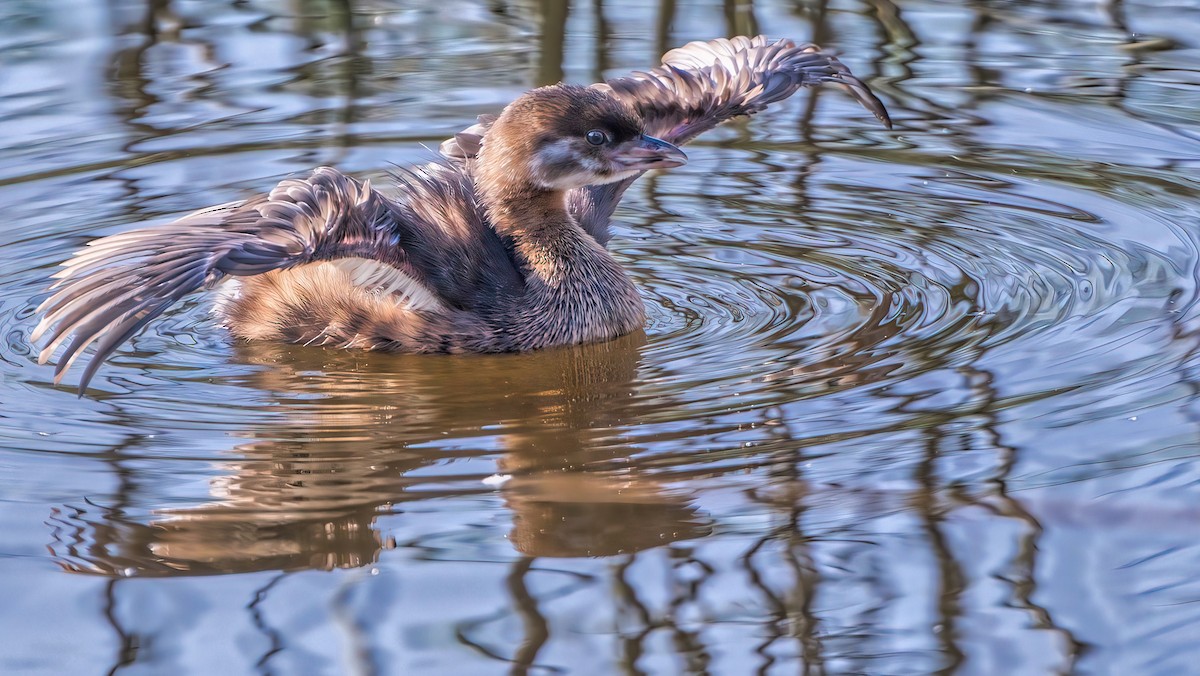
[
  {"left": 45, "top": 346, "right": 1089, "bottom": 672},
  {"left": 3, "top": 0, "right": 1200, "bottom": 673},
  {"left": 49, "top": 335, "right": 719, "bottom": 672},
  {"left": 50, "top": 334, "right": 713, "bottom": 576}
]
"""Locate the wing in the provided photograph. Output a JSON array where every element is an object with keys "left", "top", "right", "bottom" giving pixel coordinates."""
[
  {"left": 442, "top": 36, "right": 891, "bottom": 245},
  {"left": 581, "top": 37, "right": 891, "bottom": 241},
  {"left": 33, "top": 165, "right": 515, "bottom": 391},
  {"left": 599, "top": 35, "right": 891, "bottom": 145}
]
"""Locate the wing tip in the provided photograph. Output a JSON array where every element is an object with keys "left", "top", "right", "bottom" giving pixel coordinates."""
[
  {"left": 659, "top": 35, "right": 895, "bottom": 130},
  {"left": 855, "top": 85, "right": 893, "bottom": 129},
  {"left": 836, "top": 75, "right": 893, "bottom": 129}
]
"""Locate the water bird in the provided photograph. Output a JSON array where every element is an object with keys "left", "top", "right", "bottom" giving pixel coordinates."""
[{"left": 34, "top": 36, "right": 891, "bottom": 391}]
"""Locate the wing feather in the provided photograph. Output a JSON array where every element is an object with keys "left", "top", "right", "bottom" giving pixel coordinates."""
[
  {"left": 34, "top": 167, "right": 438, "bottom": 391},
  {"left": 440, "top": 36, "right": 891, "bottom": 245},
  {"left": 602, "top": 35, "right": 891, "bottom": 145}
]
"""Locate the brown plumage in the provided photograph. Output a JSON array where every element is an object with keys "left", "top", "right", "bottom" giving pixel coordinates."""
[{"left": 34, "top": 36, "right": 892, "bottom": 392}]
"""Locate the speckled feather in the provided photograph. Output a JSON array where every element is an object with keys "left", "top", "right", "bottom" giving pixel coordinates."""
[{"left": 34, "top": 36, "right": 890, "bottom": 392}]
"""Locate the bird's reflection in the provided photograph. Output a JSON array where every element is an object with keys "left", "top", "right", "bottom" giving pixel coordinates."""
[{"left": 49, "top": 332, "right": 710, "bottom": 576}]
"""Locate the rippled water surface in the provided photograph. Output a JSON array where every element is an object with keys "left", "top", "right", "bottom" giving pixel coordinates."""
[{"left": 4, "top": 0, "right": 1200, "bottom": 673}]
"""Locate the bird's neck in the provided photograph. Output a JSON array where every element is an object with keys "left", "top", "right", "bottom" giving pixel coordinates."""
[
  {"left": 483, "top": 182, "right": 644, "bottom": 346},
  {"left": 484, "top": 184, "right": 598, "bottom": 283},
  {"left": 479, "top": 175, "right": 644, "bottom": 346}
]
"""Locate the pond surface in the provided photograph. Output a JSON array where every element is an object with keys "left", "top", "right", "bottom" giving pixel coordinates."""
[{"left": 3, "top": 0, "right": 1200, "bottom": 673}]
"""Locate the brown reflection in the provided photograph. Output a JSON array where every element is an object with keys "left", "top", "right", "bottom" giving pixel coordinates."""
[
  {"left": 746, "top": 470, "right": 827, "bottom": 672},
  {"left": 709, "top": 362, "right": 1088, "bottom": 673},
  {"left": 656, "top": 0, "right": 676, "bottom": 56},
  {"left": 103, "top": 580, "right": 139, "bottom": 672},
  {"left": 106, "top": 0, "right": 221, "bottom": 139},
  {"left": 591, "top": 0, "right": 611, "bottom": 82},
  {"left": 103, "top": 0, "right": 366, "bottom": 194},
  {"left": 507, "top": 557, "right": 549, "bottom": 676},
  {"left": 959, "top": 366, "right": 1086, "bottom": 670},
  {"left": 49, "top": 333, "right": 709, "bottom": 576},
  {"left": 723, "top": 0, "right": 759, "bottom": 39},
  {"left": 506, "top": 472, "right": 711, "bottom": 557},
  {"left": 915, "top": 427, "right": 967, "bottom": 674},
  {"left": 535, "top": 0, "right": 569, "bottom": 86}
]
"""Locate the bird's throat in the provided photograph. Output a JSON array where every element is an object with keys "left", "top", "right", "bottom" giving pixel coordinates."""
[{"left": 483, "top": 186, "right": 590, "bottom": 280}]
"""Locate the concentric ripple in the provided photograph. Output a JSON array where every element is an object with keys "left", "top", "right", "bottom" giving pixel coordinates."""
[
  {"left": 5, "top": 152, "right": 1199, "bottom": 447},
  {"left": 604, "top": 148, "right": 1200, "bottom": 448}
]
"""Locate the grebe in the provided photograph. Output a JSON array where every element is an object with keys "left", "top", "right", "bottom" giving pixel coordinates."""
[{"left": 34, "top": 36, "right": 891, "bottom": 391}]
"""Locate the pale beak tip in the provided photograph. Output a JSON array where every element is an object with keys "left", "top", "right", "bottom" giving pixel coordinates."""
[{"left": 615, "top": 134, "right": 688, "bottom": 171}]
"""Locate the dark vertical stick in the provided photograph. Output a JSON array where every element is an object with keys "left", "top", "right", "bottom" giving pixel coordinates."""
[
  {"left": 536, "top": 0, "right": 569, "bottom": 86},
  {"left": 592, "top": 0, "right": 611, "bottom": 82},
  {"left": 656, "top": 0, "right": 676, "bottom": 56},
  {"left": 508, "top": 557, "right": 550, "bottom": 675}
]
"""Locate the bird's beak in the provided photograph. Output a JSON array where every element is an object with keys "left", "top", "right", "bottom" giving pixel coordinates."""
[{"left": 613, "top": 135, "right": 688, "bottom": 171}]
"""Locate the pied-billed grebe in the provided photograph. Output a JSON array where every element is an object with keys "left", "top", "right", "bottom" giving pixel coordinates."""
[{"left": 35, "top": 36, "right": 891, "bottom": 391}]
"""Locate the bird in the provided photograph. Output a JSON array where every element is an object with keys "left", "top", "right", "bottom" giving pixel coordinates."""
[{"left": 33, "top": 35, "right": 892, "bottom": 392}]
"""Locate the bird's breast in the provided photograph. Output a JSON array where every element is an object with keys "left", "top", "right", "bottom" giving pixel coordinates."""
[{"left": 509, "top": 260, "right": 645, "bottom": 349}]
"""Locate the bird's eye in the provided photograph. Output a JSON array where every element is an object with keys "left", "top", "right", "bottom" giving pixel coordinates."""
[{"left": 585, "top": 129, "right": 608, "bottom": 146}]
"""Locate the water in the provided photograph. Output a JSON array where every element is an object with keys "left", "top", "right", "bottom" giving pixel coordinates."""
[{"left": 3, "top": 0, "right": 1199, "bottom": 673}]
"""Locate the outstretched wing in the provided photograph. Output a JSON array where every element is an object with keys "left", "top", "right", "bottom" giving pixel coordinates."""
[
  {"left": 33, "top": 165, "right": 506, "bottom": 391},
  {"left": 442, "top": 36, "right": 891, "bottom": 245},
  {"left": 598, "top": 35, "right": 890, "bottom": 145},
  {"left": 579, "top": 37, "right": 891, "bottom": 242}
]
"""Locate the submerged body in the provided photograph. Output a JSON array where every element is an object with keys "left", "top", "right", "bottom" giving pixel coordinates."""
[{"left": 34, "top": 36, "right": 891, "bottom": 391}]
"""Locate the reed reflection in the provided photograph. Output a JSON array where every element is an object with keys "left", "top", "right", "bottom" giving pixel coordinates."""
[{"left": 23, "top": 0, "right": 1155, "bottom": 673}]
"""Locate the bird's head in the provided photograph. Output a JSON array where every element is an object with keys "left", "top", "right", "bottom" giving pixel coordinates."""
[{"left": 477, "top": 84, "right": 687, "bottom": 194}]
